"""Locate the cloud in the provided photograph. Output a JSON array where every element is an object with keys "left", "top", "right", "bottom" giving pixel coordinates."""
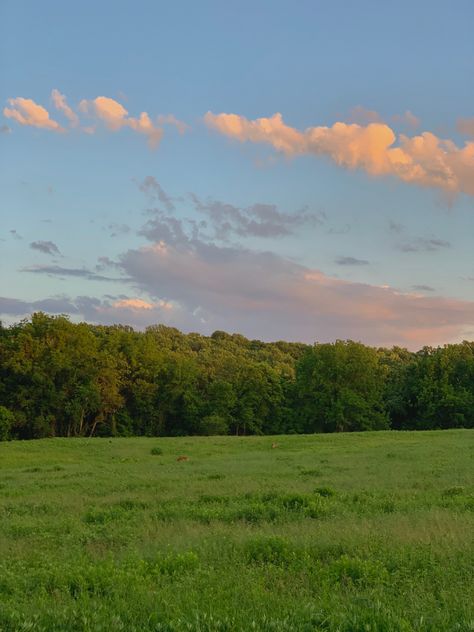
[
  {"left": 347, "top": 106, "right": 383, "bottom": 125},
  {"left": 205, "top": 111, "right": 474, "bottom": 196},
  {"left": 136, "top": 178, "right": 324, "bottom": 244},
  {"left": 157, "top": 114, "right": 189, "bottom": 134},
  {"left": 74, "top": 295, "right": 177, "bottom": 327},
  {"left": 113, "top": 297, "right": 172, "bottom": 311},
  {"left": 457, "top": 118, "right": 474, "bottom": 137},
  {"left": 4, "top": 90, "right": 188, "bottom": 148},
  {"left": 21, "top": 264, "right": 129, "bottom": 282},
  {"left": 392, "top": 110, "right": 420, "bottom": 130},
  {"left": 113, "top": 298, "right": 154, "bottom": 310},
  {"left": 0, "top": 296, "right": 78, "bottom": 317},
  {"left": 335, "top": 256, "right": 370, "bottom": 266},
  {"left": 30, "top": 240, "right": 61, "bottom": 256},
  {"left": 412, "top": 285, "right": 435, "bottom": 292},
  {"left": 5, "top": 232, "right": 474, "bottom": 348},
  {"left": 51, "top": 89, "right": 79, "bottom": 127},
  {"left": 0, "top": 295, "right": 176, "bottom": 329},
  {"left": 139, "top": 213, "right": 190, "bottom": 245},
  {"left": 79, "top": 96, "right": 163, "bottom": 148},
  {"left": 10, "top": 230, "right": 22, "bottom": 240},
  {"left": 113, "top": 236, "right": 474, "bottom": 349},
  {"left": 3, "top": 97, "right": 63, "bottom": 131},
  {"left": 138, "top": 176, "right": 175, "bottom": 211},
  {"left": 397, "top": 238, "right": 451, "bottom": 252},
  {"left": 190, "top": 195, "right": 325, "bottom": 241},
  {"left": 0, "top": 124, "right": 11, "bottom": 134}
]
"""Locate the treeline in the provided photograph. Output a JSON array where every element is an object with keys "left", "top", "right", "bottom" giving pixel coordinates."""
[{"left": 0, "top": 313, "right": 473, "bottom": 440}]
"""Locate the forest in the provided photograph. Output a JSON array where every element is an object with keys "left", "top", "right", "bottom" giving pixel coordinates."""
[{"left": 1, "top": 312, "right": 474, "bottom": 440}]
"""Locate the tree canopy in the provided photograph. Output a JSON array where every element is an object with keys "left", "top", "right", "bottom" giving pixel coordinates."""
[{"left": 1, "top": 313, "right": 473, "bottom": 439}]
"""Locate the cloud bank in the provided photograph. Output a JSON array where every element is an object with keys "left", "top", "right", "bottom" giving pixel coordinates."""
[{"left": 5, "top": 177, "right": 474, "bottom": 349}]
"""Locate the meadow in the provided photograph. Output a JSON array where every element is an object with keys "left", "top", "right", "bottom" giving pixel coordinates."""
[{"left": 0, "top": 430, "right": 473, "bottom": 631}]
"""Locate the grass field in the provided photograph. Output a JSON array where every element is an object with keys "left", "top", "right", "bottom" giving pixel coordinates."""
[{"left": 0, "top": 430, "right": 473, "bottom": 631}]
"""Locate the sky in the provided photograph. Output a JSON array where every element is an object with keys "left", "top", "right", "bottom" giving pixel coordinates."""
[{"left": 1, "top": 0, "right": 474, "bottom": 349}]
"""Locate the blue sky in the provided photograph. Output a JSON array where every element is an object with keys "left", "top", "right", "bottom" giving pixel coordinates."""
[{"left": 1, "top": 0, "right": 474, "bottom": 348}]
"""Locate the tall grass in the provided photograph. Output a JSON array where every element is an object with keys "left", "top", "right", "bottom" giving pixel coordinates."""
[{"left": 0, "top": 430, "right": 473, "bottom": 630}]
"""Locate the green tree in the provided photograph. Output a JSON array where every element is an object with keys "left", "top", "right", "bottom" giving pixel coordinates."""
[
  {"left": 294, "top": 341, "right": 389, "bottom": 432},
  {"left": 0, "top": 405, "right": 15, "bottom": 440}
]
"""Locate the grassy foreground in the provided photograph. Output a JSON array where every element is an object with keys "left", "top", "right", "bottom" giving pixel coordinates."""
[{"left": 0, "top": 431, "right": 473, "bottom": 631}]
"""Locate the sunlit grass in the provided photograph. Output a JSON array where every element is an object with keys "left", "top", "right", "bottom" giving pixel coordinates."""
[{"left": 0, "top": 430, "right": 473, "bottom": 630}]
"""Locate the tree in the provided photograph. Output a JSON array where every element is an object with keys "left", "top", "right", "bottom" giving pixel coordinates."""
[
  {"left": 0, "top": 406, "right": 14, "bottom": 441},
  {"left": 294, "top": 341, "right": 389, "bottom": 432}
]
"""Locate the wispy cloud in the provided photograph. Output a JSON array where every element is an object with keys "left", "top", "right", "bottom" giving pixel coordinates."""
[
  {"left": 156, "top": 114, "right": 189, "bottom": 134},
  {"left": 30, "top": 240, "right": 61, "bottom": 256},
  {"left": 397, "top": 238, "right": 451, "bottom": 252},
  {"left": 21, "top": 264, "right": 129, "bottom": 282},
  {"left": 335, "top": 256, "right": 370, "bottom": 266},
  {"left": 51, "top": 89, "right": 79, "bottom": 127},
  {"left": 392, "top": 110, "right": 420, "bottom": 130},
  {"left": 190, "top": 194, "right": 325, "bottom": 241},
  {"left": 136, "top": 178, "right": 324, "bottom": 244},
  {"left": 138, "top": 176, "right": 176, "bottom": 211}
]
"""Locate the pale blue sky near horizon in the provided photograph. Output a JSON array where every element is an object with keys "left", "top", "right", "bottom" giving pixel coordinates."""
[{"left": 1, "top": 0, "right": 474, "bottom": 348}]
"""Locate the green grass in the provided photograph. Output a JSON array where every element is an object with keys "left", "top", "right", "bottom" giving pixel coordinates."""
[{"left": 0, "top": 430, "right": 473, "bottom": 631}]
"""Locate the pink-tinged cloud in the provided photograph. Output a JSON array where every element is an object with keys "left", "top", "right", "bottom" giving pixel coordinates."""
[
  {"left": 117, "top": 238, "right": 474, "bottom": 349},
  {"left": 51, "top": 89, "right": 79, "bottom": 127},
  {"left": 112, "top": 297, "right": 173, "bottom": 311},
  {"left": 204, "top": 111, "right": 474, "bottom": 196},
  {"left": 79, "top": 96, "right": 163, "bottom": 148},
  {"left": 3, "top": 97, "right": 63, "bottom": 131},
  {"left": 77, "top": 296, "right": 178, "bottom": 328}
]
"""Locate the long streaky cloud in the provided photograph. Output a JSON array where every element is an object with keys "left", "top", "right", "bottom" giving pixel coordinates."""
[{"left": 204, "top": 111, "right": 474, "bottom": 196}]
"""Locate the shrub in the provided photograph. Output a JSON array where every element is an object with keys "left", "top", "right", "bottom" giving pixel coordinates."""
[
  {"left": 244, "top": 536, "right": 292, "bottom": 565},
  {"left": 150, "top": 447, "right": 163, "bottom": 455}
]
